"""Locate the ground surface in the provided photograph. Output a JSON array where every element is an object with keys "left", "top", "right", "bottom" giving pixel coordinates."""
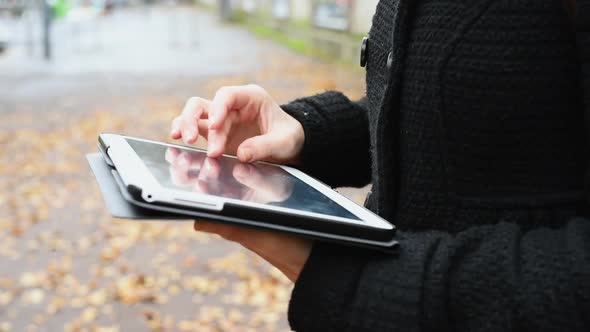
[{"left": 0, "top": 6, "right": 368, "bottom": 332}]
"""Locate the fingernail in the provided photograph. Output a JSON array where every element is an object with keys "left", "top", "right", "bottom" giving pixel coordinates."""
[
  {"left": 239, "top": 147, "right": 252, "bottom": 162},
  {"left": 208, "top": 141, "right": 218, "bottom": 155},
  {"left": 182, "top": 130, "right": 191, "bottom": 143},
  {"left": 171, "top": 121, "right": 179, "bottom": 132},
  {"left": 188, "top": 129, "right": 196, "bottom": 141}
]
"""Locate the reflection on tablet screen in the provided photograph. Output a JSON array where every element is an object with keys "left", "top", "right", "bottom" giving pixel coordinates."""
[{"left": 126, "top": 138, "right": 360, "bottom": 220}]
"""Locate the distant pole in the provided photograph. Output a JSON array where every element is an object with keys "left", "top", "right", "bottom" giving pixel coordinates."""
[
  {"left": 25, "top": 3, "right": 34, "bottom": 56},
  {"left": 219, "top": 0, "right": 231, "bottom": 21},
  {"left": 42, "top": 0, "right": 52, "bottom": 60}
]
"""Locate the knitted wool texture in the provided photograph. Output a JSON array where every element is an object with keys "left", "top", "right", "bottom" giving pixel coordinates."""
[{"left": 282, "top": 0, "right": 590, "bottom": 331}]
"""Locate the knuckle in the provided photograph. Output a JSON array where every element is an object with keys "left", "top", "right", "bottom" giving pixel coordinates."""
[
  {"left": 185, "top": 97, "right": 204, "bottom": 111},
  {"left": 179, "top": 115, "right": 193, "bottom": 127},
  {"left": 255, "top": 143, "right": 271, "bottom": 158},
  {"left": 215, "top": 86, "right": 231, "bottom": 98},
  {"left": 247, "top": 84, "right": 264, "bottom": 94},
  {"left": 184, "top": 97, "right": 200, "bottom": 109},
  {"left": 187, "top": 96, "right": 201, "bottom": 104}
]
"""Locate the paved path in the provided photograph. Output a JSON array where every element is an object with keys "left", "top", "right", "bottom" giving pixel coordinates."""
[{"left": 0, "top": 5, "right": 368, "bottom": 332}]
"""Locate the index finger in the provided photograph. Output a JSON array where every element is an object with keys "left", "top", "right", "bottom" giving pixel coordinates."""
[
  {"left": 181, "top": 97, "right": 211, "bottom": 144},
  {"left": 209, "top": 85, "right": 262, "bottom": 130},
  {"left": 183, "top": 97, "right": 210, "bottom": 119}
]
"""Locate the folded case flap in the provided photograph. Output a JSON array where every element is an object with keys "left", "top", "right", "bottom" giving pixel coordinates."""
[{"left": 87, "top": 153, "right": 186, "bottom": 219}]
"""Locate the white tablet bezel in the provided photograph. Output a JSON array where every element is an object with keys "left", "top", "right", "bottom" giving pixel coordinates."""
[{"left": 100, "top": 134, "right": 393, "bottom": 230}]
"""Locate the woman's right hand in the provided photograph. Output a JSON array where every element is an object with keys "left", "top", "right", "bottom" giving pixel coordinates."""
[
  {"left": 171, "top": 85, "right": 312, "bottom": 283},
  {"left": 170, "top": 84, "right": 305, "bottom": 165}
]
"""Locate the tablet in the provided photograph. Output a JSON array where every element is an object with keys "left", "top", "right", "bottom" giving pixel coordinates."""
[{"left": 97, "top": 134, "right": 397, "bottom": 250}]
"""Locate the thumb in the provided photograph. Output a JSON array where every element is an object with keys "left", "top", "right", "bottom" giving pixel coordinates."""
[{"left": 237, "top": 134, "right": 277, "bottom": 163}]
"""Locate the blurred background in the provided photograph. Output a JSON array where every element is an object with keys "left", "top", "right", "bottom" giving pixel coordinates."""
[{"left": 0, "top": 0, "right": 373, "bottom": 331}]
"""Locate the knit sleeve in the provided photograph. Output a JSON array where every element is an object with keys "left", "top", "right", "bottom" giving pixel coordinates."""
[
  {"left": 281, "top": 91, "right": 371, "bottom": 188},
  {"left": 288, "top": 219, "right": 590, "bottom": 331}
]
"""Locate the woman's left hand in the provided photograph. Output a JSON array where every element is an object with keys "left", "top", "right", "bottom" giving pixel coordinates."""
[
  {"left": 168, "top": 146, "right": 313, "bottom": 283},
  {"left": 193, "top": 221, "right": 312, "bottom": 283}
]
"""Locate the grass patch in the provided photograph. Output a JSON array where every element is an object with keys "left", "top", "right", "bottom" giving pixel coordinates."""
[
  {"left": 194, "top": 5, "right": 361, "bottom": 67},
  {"left": 193, "top": 0, "right": 215, "bottom": 10},
  {"left": 249, "top": 24, "right": 314, "bottom": 56},
  {"left": 246, "top": 22, "right": 360, "bottom": 68}
]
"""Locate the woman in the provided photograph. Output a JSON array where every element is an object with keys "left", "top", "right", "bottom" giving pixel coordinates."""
[{"left": 169, "top": 0, "right": 590, "bottom": 330}]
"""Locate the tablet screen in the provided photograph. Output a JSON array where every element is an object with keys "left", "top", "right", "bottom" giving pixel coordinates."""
[{"left": 125, "top": 138, "right": 360, "bottom": 220}]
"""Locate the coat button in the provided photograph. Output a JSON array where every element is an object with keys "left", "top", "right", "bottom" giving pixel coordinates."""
[
  {"left": 360, "top": 37, "right": 368, "bottom": 67},
  {"left": 386, "top": 51, "right": 394, "bottom": 70}
]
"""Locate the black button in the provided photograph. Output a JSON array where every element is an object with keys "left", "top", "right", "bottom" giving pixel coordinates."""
[
  {"left": 360, "top": 37, "right": 368, "bottom": 67},
  {"left": 386, "top": 51, "right": 394, "bottom": 70}
]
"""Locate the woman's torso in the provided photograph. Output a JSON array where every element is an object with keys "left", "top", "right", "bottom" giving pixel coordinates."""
[{"left": 365, "top": 0, "right": 587, "bottom": 232}]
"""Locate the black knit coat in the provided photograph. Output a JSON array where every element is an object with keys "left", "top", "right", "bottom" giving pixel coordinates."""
[{"left": 282, "top": 0, "right": 590, "bottom": 331}]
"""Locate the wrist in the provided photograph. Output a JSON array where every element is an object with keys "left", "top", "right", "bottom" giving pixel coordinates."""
[
  {"left": 279, "top": 238, "right": 312, "bottom": 283},
  {"left": 291, "top": 120, "right": 305, "bottom": 165},
  {"left": 282, "top": 110, "right": 305, "bottom": 165}
]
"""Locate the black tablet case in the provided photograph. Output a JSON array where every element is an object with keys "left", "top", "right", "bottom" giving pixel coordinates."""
[{"left": 87, "top": 152, "right": 398, "bottom": 252}]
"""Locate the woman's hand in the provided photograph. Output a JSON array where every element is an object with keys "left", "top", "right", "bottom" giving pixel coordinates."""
[
  {"left": 189, "top": 160, "right": 310, "bottom": 283},
  {"left": 170, "top": 84, "right": 305, "bottom": 164},
  {"left": 170, "top": 84, "right": 312, "bottom": 283},
  {"left": 193, "top": 221, "right": 312, "bottom": 283}
]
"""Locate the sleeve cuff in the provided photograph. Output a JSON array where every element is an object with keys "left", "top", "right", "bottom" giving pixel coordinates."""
[
  {"left": 281, "top": 91, "right": 371, "bottom": 187},
  {"left": 281, "top": 98, "right": 325, "bottom": 171},
  {"left": 288, "top": 232, "right": 449, "bottom": 331}
]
